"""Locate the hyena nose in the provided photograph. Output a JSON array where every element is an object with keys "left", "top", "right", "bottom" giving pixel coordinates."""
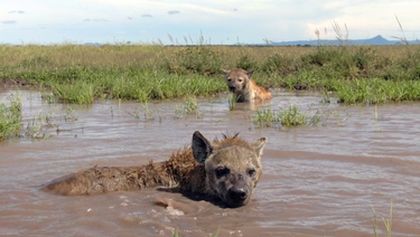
[{"left": 228, "top": 188, "right": 247, "bottom": 202}]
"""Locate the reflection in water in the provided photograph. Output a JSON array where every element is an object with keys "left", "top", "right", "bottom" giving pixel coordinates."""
[{"left": 1, "top": 90, "right": 420, "bottom": 237}]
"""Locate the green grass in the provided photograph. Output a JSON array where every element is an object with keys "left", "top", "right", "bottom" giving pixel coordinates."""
[
  {"left": 253, "top": 109, "right": 281, "bottom": 128},
  {"left": 280, "top": 106, "right": 306, "bottom": 127},
  {"left": 4, "top": 68, "right": 226, "bottom": 104},
  {"left": 333, "top": 78, "right": 420, "bottom": 104},
  {"left": 0, "top": 96, "right": 22, "bottom": 141},
  {"left": 1, "top": 44, "right": 419, "bottom": 104},
  {"left": 253, "top": 106, "right": 311, "bottom": 128},
  {"left": 51, "top": 80, "right": 96, "bottom": 104}
]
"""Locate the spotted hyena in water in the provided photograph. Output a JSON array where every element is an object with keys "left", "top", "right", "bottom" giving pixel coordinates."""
[
  {"left": 223, "top": 68, "right": 272, "bottom": 103},
  {"left": 43, "top": 131, "right": 267, "bottom": 207}
]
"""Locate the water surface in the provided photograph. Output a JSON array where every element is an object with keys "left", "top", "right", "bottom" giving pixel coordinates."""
[{"left": 1, "top": 90, "right": 419, "bottom": 237}]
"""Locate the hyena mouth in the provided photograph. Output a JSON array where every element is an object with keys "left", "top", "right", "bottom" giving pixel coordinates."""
[{"left": 228, "top": 86, "right": 236, "bottom": 92}]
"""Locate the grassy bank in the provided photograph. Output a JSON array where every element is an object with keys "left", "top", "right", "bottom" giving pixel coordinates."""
[{"left": 0, "top": 44, "right": 419, "bottom": 104}]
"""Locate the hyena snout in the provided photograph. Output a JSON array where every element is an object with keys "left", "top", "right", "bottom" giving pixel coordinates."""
[
  {"left": 227, "top": 186, "right": 248, "bottom": 203},
  {"left": 227, "top": 81, "right": 244, "bottom": 93},
  {"left": 228, "top": 85, "right": 236, "bottom": 92},
  {"left": 224, "top": 176, "right": 252, "bottom": 207}
]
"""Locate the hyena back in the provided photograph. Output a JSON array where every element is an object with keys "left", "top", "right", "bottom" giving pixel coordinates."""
[{"left": 43, "top": 131, "right": 266, "bottom": 207}]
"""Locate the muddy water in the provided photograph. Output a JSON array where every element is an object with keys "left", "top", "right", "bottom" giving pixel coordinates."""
[{"left": 1, "top": 90, "right": 420, "bottom": 237}]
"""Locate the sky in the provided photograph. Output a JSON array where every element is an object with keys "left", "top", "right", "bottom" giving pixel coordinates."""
[{"left": 0, "top": 0, "right": 419, "bottom": 44}]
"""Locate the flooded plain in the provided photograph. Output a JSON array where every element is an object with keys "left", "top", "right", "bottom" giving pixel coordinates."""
[{"left": 1, "top": 89, "right": 420, "bottom": 237}]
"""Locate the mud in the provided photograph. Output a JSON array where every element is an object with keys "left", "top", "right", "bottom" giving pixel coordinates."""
[{"left": 1, "top": 89, "right": 420, "bottom": 237}]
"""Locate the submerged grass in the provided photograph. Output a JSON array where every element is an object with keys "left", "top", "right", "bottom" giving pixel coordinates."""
[
  {"left": 175, "top": 96, "right": 200, "bottom": 118},
  {"left": 1, "top": 44, "right": 420, "bottom": 104},
  {"left": 253, "top": 109, "right": 282, "bottom": 128},
  {"left": 280, "top": 106, "right": 306, "bottom": 127},
  {"left": 372, "top": 201, "right": 393, "bottom": 237},
  {"left": 253, "top": 106, "right": 313, "bottom": 128},
  {"left": 0, "top": 96, "right": 22, "bottom": 141}
]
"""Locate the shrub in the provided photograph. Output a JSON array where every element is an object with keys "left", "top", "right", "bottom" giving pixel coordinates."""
[{"left": 165, "top": 47, "right": 223, "bottom": 75}]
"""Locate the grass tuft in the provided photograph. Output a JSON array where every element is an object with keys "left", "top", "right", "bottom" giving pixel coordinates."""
[
  {"left": 253, "top": 109, "right": 281, "bottom": 128},
  {"left": 52, "top": 80, "right": 96, "bottom": 104},
  {"left": 279, "top": 106, "right": 306, "bottom": 127},
  {"left": 0, "top": 95, "right": 22, "bottom": 141},
  {"left": 253, "top": 106, "right": 317, "bottom": 128},
  {"left": 175, "top": 96, "right": 200, "bottom": 118}
]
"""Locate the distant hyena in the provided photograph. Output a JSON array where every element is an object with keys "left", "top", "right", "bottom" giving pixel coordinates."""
[
  {"left": 223, "top": 68, "right": 272, "bottom": 103},
  {"left": 43, "top": 131, "right": 267, "bottom": 207}
]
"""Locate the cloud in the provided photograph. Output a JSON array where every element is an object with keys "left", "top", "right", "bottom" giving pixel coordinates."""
[
  {"left": 1, "top": 20, "right": 17, "bottom": 24},
  {"left": 167, "top": 10, "right": 180, "bottom": 15},
  {"left": 304, "top": 0, "right": 420, "bottom": 39},
  {"left": 8, "top": 10, "right": 25, "bottom": 14},
  {"left": 83, "top": 18, "right": 108, "bottom": 22},
  {"left": 83, "top": 0, "right": 231, "bottom": 15},
  {"left": 1, "top": 0, "right": 419, "bottom": 44}
]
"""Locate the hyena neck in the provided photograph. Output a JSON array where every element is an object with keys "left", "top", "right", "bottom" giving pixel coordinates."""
[
  {"left": 165, "top": 148, "right": 207, "bottom": 194},
  {"left": 235, "top": 89, "right": 251, "bottom": 102}
]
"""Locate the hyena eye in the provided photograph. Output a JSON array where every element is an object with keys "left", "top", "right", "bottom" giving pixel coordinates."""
[
  {"left": 227, "top": 78, "right": 232, "bottom": 82},
  {"left": 238, "top": 79, "right": 243, "bottom": 83},
  {"left": 247, "top": 168, "right": 256, "bottom": 177},
  {"left": 215, "top": 167, "right": 230, "bottom": 178}
]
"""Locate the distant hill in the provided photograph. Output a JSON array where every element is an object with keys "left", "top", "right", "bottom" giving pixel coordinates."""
[{"left": 271, "top": 35, "right": 420, "bottom": 46}]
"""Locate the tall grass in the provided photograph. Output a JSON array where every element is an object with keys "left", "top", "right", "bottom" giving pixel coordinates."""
[
  {"left": 3, "top": 68, "right": 226, "bottom": 104},
  {"left": 0, "top": 96, "right": 22, "bottom": 141},
  {"left": 333, "top": 78, "right": 420, "bottom": 104}
]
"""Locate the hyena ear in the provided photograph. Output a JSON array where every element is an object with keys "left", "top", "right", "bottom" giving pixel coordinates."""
[
  {"left": 252, "top": 137, "right": 267, "bottom": 157},
  {"left": 192, "top": 131, "right": 213, "bottom": 163},
  {"left": 222, "top": 69, "right": 230, "bottom": 74},
  {"left": 246, "top": 69, "right": 254, "bottom": 78}
]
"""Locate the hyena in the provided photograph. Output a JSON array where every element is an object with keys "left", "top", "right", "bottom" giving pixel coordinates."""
[
  {"left": 43, "top": 131, "right": 267, "bottom": 208},
  {"left": 223, "top": 68, "right": 272, "bottom": 103}
]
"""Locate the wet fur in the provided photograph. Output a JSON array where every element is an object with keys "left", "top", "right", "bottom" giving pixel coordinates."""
[
  {"left": 43, "top": 132, "right": 266, "bottom": 207},
  {"left": 43, "top": 149, "right": 202, "bottom": 195},
  {"left": 224, "top": 68, "right": 272, "bottom": 103}
]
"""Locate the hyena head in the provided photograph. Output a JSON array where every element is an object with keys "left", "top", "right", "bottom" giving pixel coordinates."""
[
  {"left": 223, "top": 68, "right": 254, "bottom": 94},
  {"left": 192, "top": 131, "right": 266, "bottom": 208}
]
